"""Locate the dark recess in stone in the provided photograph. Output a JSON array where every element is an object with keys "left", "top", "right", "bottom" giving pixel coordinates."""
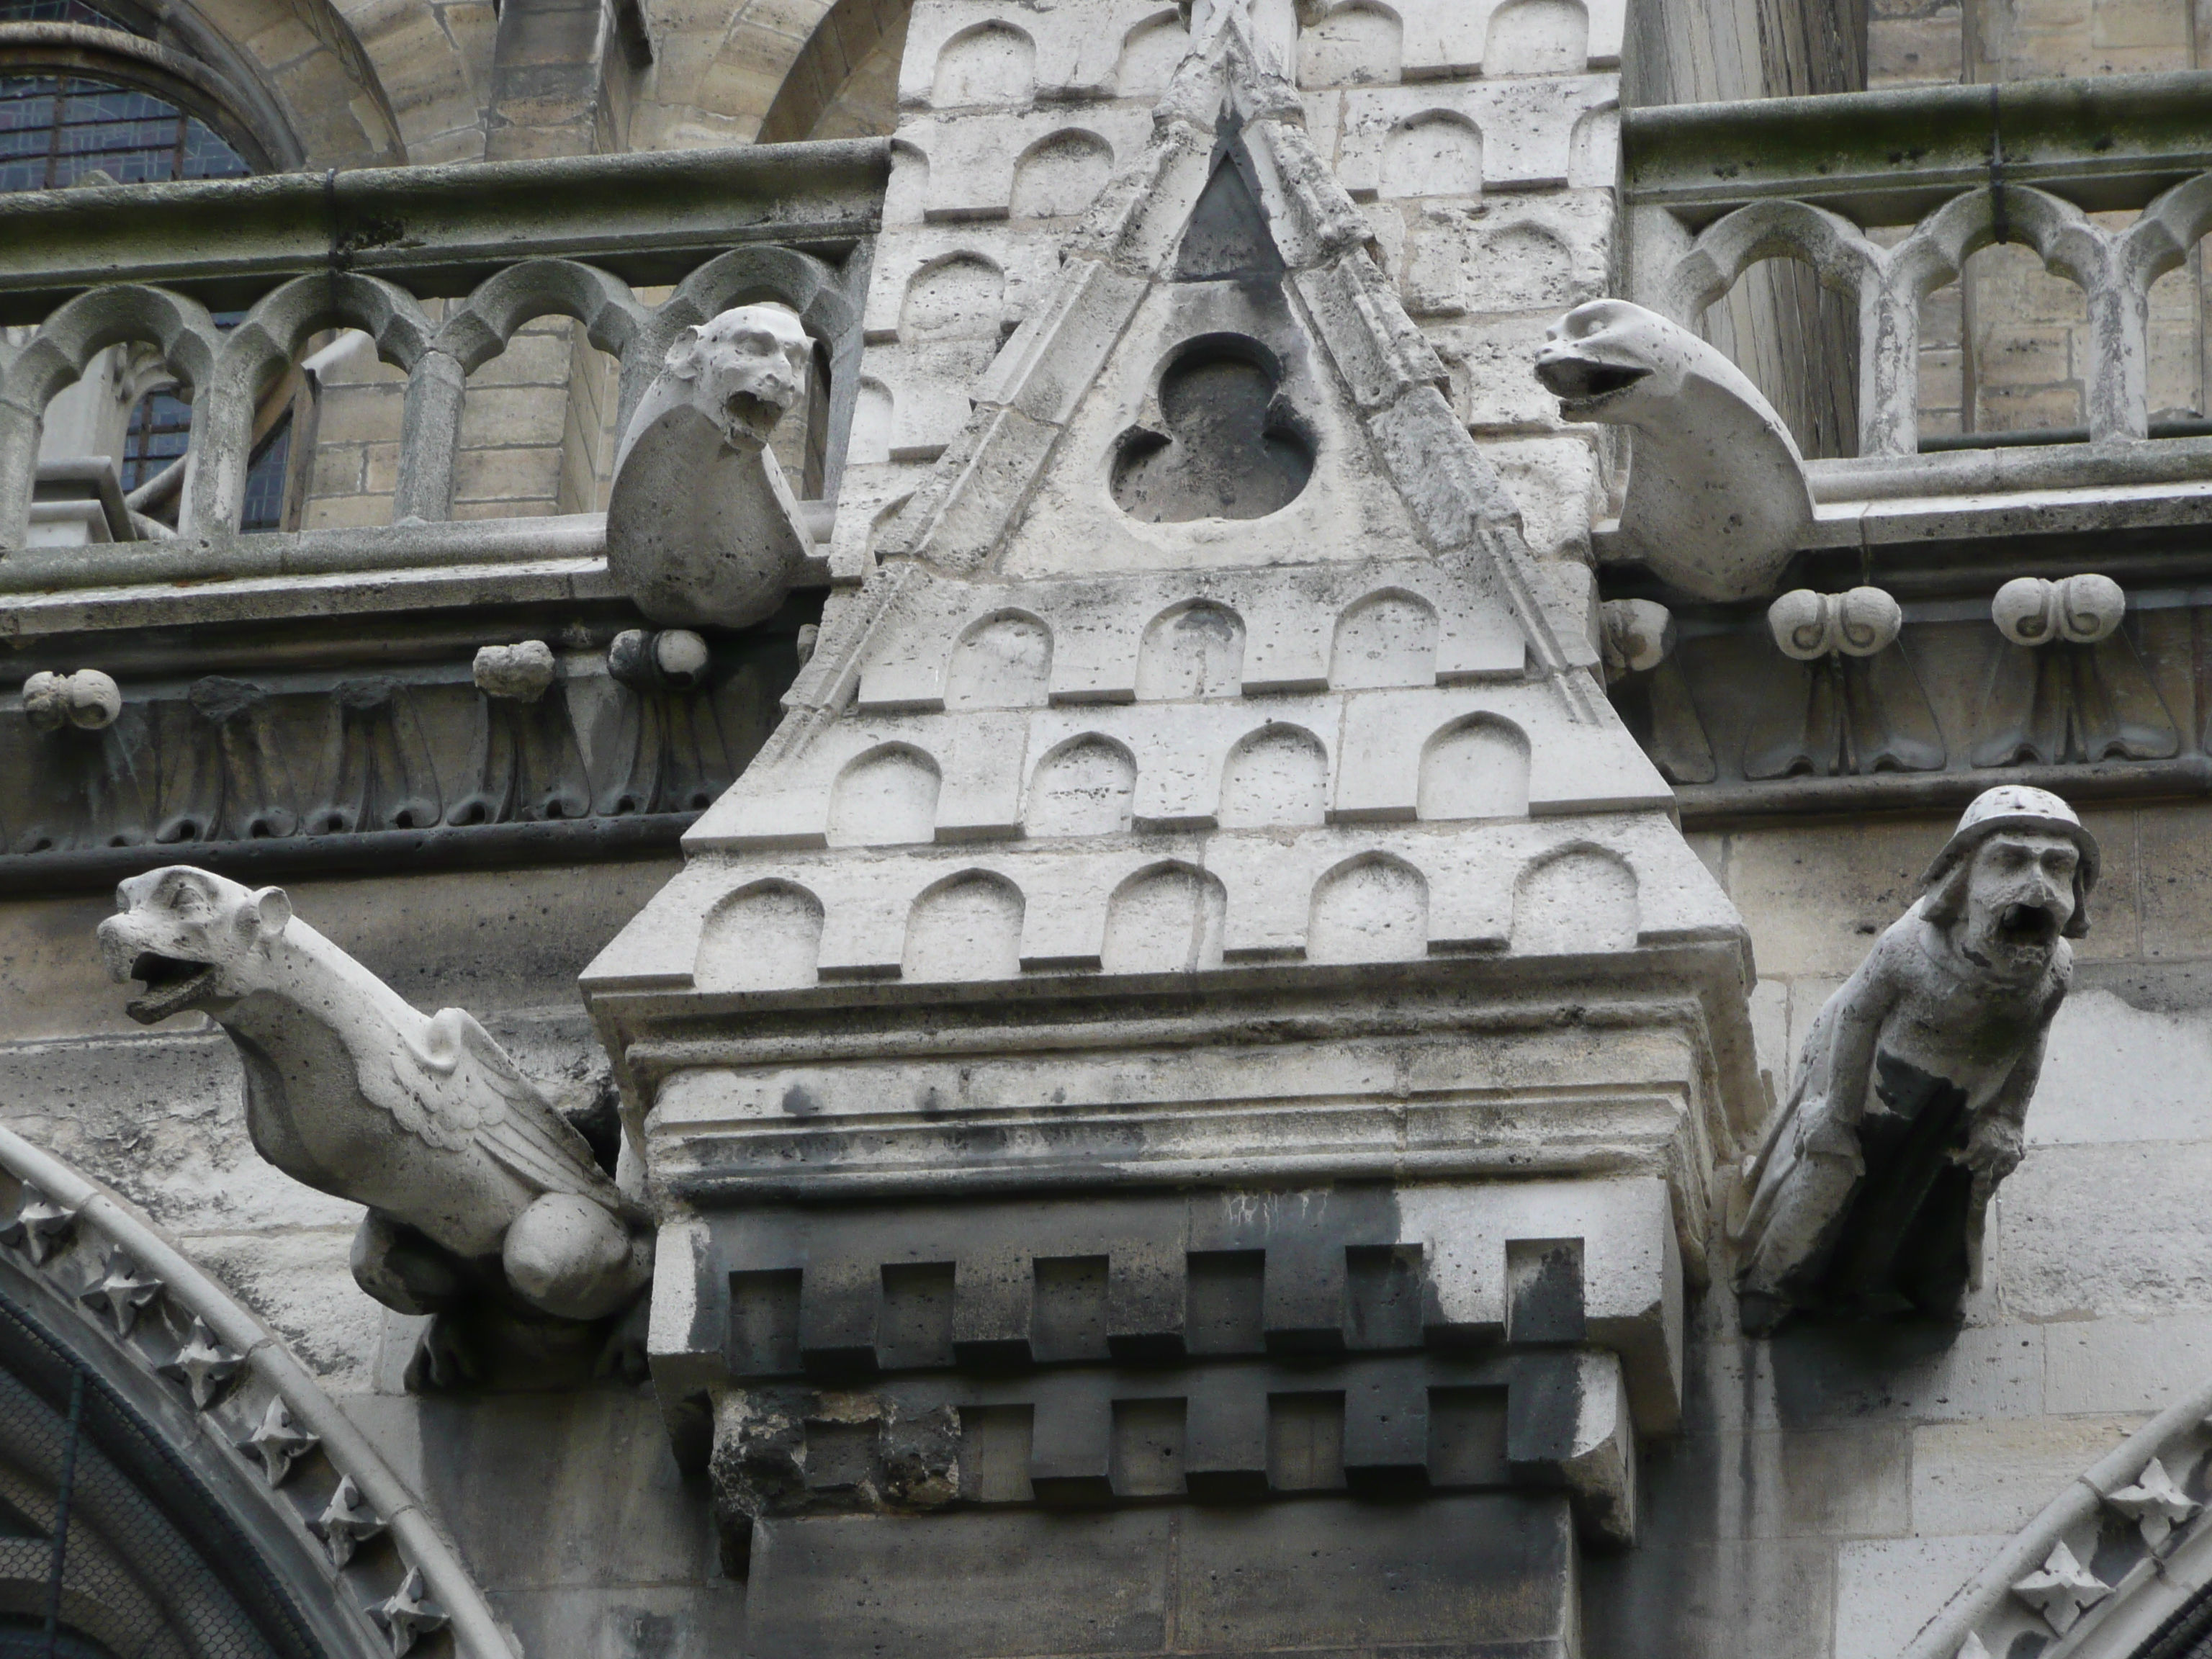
[
  {"left": 1111, "top": 338, "right": 1313, "bottom": 524},
  {"left": 1174, "top": 149, "right": 1285, "bottom": 282}
]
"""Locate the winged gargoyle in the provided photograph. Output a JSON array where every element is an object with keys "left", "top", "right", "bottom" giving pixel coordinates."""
[{"left": 97, "top": 865, "right": 651, "bottom": 1385}]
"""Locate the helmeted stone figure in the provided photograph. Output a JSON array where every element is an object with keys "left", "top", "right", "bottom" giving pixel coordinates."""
[{"left": 1732, "top": 786, "right": 2096, "bottom": 1336}]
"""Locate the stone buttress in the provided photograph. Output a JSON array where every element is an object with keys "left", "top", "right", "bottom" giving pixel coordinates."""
[{"left": 581, "top": 9, "right": 1761, "bottom": 1655}]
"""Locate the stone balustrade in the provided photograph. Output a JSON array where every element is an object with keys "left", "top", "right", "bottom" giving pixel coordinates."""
[
  {"left": 0, "top": 140, "right": 886, "bottom": 580},
  {"left": 1623, "top": 71, "right": 2212, "bottom": 461}
]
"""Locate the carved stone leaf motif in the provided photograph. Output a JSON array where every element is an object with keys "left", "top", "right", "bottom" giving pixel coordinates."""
[
  {"left": 366, "top": 1566, "right": 449, "bottom": 1658},
  {"left": 1971, "top": 634, "right": 2179, "bottom": 768},
  {"left": 309, "top": 678, "right": 441, "bottom": 835},
  {"left": 0, "top": 1184, "right": 78, "bottom": 1264},
  {"left": 1956, "top": 1633, "right": 1992, "bottom": 1659},
  {"left": 79, "top": 1246, "right": 163, "bottom": 1336},
  {"left": 2011, "top": 1539, "right": 2110, "bottom": 1634},
  {"left": 157, "top": 1316, "right": 243, "bottom": 1409},
  {"left": 1744, "top": 655, "right": 1945, "bottom": 780},
  {"left": 237, "top": 1397, "right": 318, "bottom": 1488},
  {"left": 12, "top": 710, "right": 150, "bottom": 856},
  {"left": 446, "top": 647, "right": 590, "bottom": 827},
  {"left": 2108, "top": 1455, "right": 2200, "bottom": 1548},
  {"left": 158, "top": 678, "right": 297, "bottom": 843},
  {"left": 1608, "top": 659, "right": 1716, "bottom": 786},
  {"left": 310, "top": 1473, "right": 386, "bottom": 1568},
  {"left": 601, "top": 633, "right": 738, "bottom": 817}
]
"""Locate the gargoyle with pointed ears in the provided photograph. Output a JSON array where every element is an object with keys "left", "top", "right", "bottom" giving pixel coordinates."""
[{"left": 97, "top": 866, "right": 650, "bottom": 1382}]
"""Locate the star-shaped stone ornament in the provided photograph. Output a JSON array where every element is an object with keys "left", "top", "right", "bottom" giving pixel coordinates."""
[
  {"left": 237, "top": 1397, "right": 319, "bottom": 1488},
  {"left": 0, "top": 1185, "right": 78, "bottom": 1265},
  {"left": 158, "top": 1318, "right": 244, "bottom": 1410},
  {"left": 2110, "top": 1456, "right": 2201, "bottom": 1548},
  {"left": 367, "top": 1567, "right": 449, "bottom": 1658},
  {"left": 1956, "top": 1635, "right": 1991, "bottom": 1659},
  {"left": 312, "top": 1475, "right": 387, "bottom": 1569},
  {"left": 79, "top": 1247, "right": 163, "bottom": 1336},
  {"left": 2012, "top": 1539, "right": 2110, "bottom": 1635}
]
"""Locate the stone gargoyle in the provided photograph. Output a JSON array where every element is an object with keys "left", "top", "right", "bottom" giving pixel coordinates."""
[
  {"left": 605, "top": 302, "right": 816, "bottom": 630},
  {"left": 1731, "top": 786, "right": 2095, "bottom": 1336},
  {"left": 1532, "top": 298, "right": 1815, "bottom": 603},
  {"left": 97, "top": 865, "right": 652, "bottom": 1386}
]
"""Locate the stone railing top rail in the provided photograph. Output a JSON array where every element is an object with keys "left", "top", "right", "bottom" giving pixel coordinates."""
[
  {"left": 1623, "top": 71, "right": 2212, "bottom": 228},
  {"left": 0, "top": 138, "right": 889, "bottom": 323}
]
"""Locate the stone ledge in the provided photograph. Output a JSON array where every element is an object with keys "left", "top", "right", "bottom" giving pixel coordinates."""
[
  {"left": 0, "top": 139, "right": 890, "bottom": 321},
  {"left": 0, "top": 811, "right": 699, "bottom": 894},
  {"left": 1623, "top": 71, "right": 2212, "bottom": 226}
]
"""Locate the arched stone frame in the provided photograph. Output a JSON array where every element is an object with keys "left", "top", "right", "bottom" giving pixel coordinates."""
[
  {"left": 753, "top": 0, "right": 908, "bottom": 143},
  {"left": 0, "top": 284, "right": 220, "bottom": 550},
  {"left": 1895, "top": 1368, "right": 2212, "bottom": 1659},
  {"left": 0, "top": 1124, "right": 509, "bottom": 1659},
  {"left": 0, "top": 0, "right": 400, "bottom": 168}
]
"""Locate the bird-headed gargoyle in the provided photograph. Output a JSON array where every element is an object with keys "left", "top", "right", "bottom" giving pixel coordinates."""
[
  {"left": 1731, "top": 786, "right": 2095, "bottom": 1336},
  {"left": 98, "top": 865, "right": 652, "bottom": 1388}
]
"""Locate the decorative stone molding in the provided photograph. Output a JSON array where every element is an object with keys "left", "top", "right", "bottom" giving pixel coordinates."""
[
  {"left": 1895, "top": 1363, "right": 2212, "bottom": 1659},
  {"left": 1599, "top": 598, "right": 1673, "bottom": 684},
  {"left": 2012, "top": 1541, "right": 2110, "bottom": 1635},
  {"left": 20, "top": 668, "right": 121, "bottom": 731},
  {"left": 0, "top": 1121, "right": 516, "bottom": 1658},
  {"left": 1991, "top": 575, "right": 2127, "bottom": 647},
  {"left": 1766, "top": 587, "right": 1902, "bottom": 660}
]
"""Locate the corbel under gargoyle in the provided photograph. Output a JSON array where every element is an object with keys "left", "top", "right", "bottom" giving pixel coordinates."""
[{"left": 96, "top": 863, "right": 652, "bottom": 1390}]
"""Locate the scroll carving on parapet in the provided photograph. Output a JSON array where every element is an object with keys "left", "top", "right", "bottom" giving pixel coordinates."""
[
  {"left": 96, "top": 866, "right": 652, "bottom": 1388},
  {"left": 1972, "top": 575, "right": 2179, "bottom": 768},
  {"left": 1533, "top": 300, "right": 1815, "bottom": 602},
  {"left": 605, "top": 304, "right": 816, "bottom": 629},
  {"left": 1730, "top": 786, "right": 2095, "bottom": 1337},
  {"left": 1744, "top": 586, "right": 1945, "bottom": 780}
]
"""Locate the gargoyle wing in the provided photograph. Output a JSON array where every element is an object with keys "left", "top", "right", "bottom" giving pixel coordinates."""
[{"left": 378, "top": 1010, "right": 630, "bottom": 1212}]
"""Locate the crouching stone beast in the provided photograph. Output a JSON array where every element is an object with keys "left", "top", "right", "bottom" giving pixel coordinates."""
[
  {"left": 97, "top": 865, "right": 652, "bottom": 1386},
  {"left": 605, "top": 302, "right": 817, "bottom": 629},
  {"left": 1533, "top": 297, "right": 1815, "bottom": 603}
]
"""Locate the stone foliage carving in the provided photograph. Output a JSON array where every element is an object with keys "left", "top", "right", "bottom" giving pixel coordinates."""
[
  {"left": 96, "top": 865, "right": 652, "bottom": 1384},
  {"left": 1745, "top": 585, "right": 1943, "bottom": 780},
  {"left": 4, "top": 634, "right": 783, "bottom": 860},
  {"left": 1532, "top": 298, "right": 1812, "bottom": 601},
  {"left": 606, "top": 303, "right": 817, "bottom": 629},
  {"left": 1972, "top": 572, "right": 2178, "bottom": 768},
  {"left": 1731, "top": 786, "right": 2095, "bottom": 1335}
]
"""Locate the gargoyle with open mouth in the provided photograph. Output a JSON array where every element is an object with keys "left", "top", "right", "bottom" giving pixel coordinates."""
[
  {"left": 1730, "top": 786, "right": 2095, "bottom": 1335},
  {"left": 98, "top": 865, "right": 652, "bottom": 1387}
]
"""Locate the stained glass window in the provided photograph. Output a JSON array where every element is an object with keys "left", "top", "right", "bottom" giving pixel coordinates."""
[{"left": 0, "top": 75, "right": 249, "bottom": 192}]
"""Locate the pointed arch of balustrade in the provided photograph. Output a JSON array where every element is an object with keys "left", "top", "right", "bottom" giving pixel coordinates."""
[
  {"left": 400, "top": 259, "right": 657, "bottom": 523},
  {"left": 1660, "top": 182, "right": 2171, "bottom": 458},
  {"left": 189, "top": 271, "right": 435, "bottom": 537},
  {"left": 0, "top": 284, "right": 220, "bottom": 552}
]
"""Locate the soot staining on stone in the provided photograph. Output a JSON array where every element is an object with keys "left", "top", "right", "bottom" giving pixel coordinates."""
[{"left": 1110, "top": 337, "right": 1315, "bottom": 523}]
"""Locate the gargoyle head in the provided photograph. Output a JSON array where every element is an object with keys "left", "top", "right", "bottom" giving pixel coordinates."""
[
  {"left": 1922, "top": 786, "right": 2098, "bottom": 983},
  {"left": 662, "top": 303, "right": 813, "bottom": 451},
  {"left": 1533, "top": 299, "right": 1674, "bottom": 420},
  {"left": 96, "top": 866, "right": 292, "bottom": 1025}
]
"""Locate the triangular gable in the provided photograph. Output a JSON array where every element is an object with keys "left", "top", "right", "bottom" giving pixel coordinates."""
[{"left": 765, "top": 4, "right": 1600, "bottom": 768}]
